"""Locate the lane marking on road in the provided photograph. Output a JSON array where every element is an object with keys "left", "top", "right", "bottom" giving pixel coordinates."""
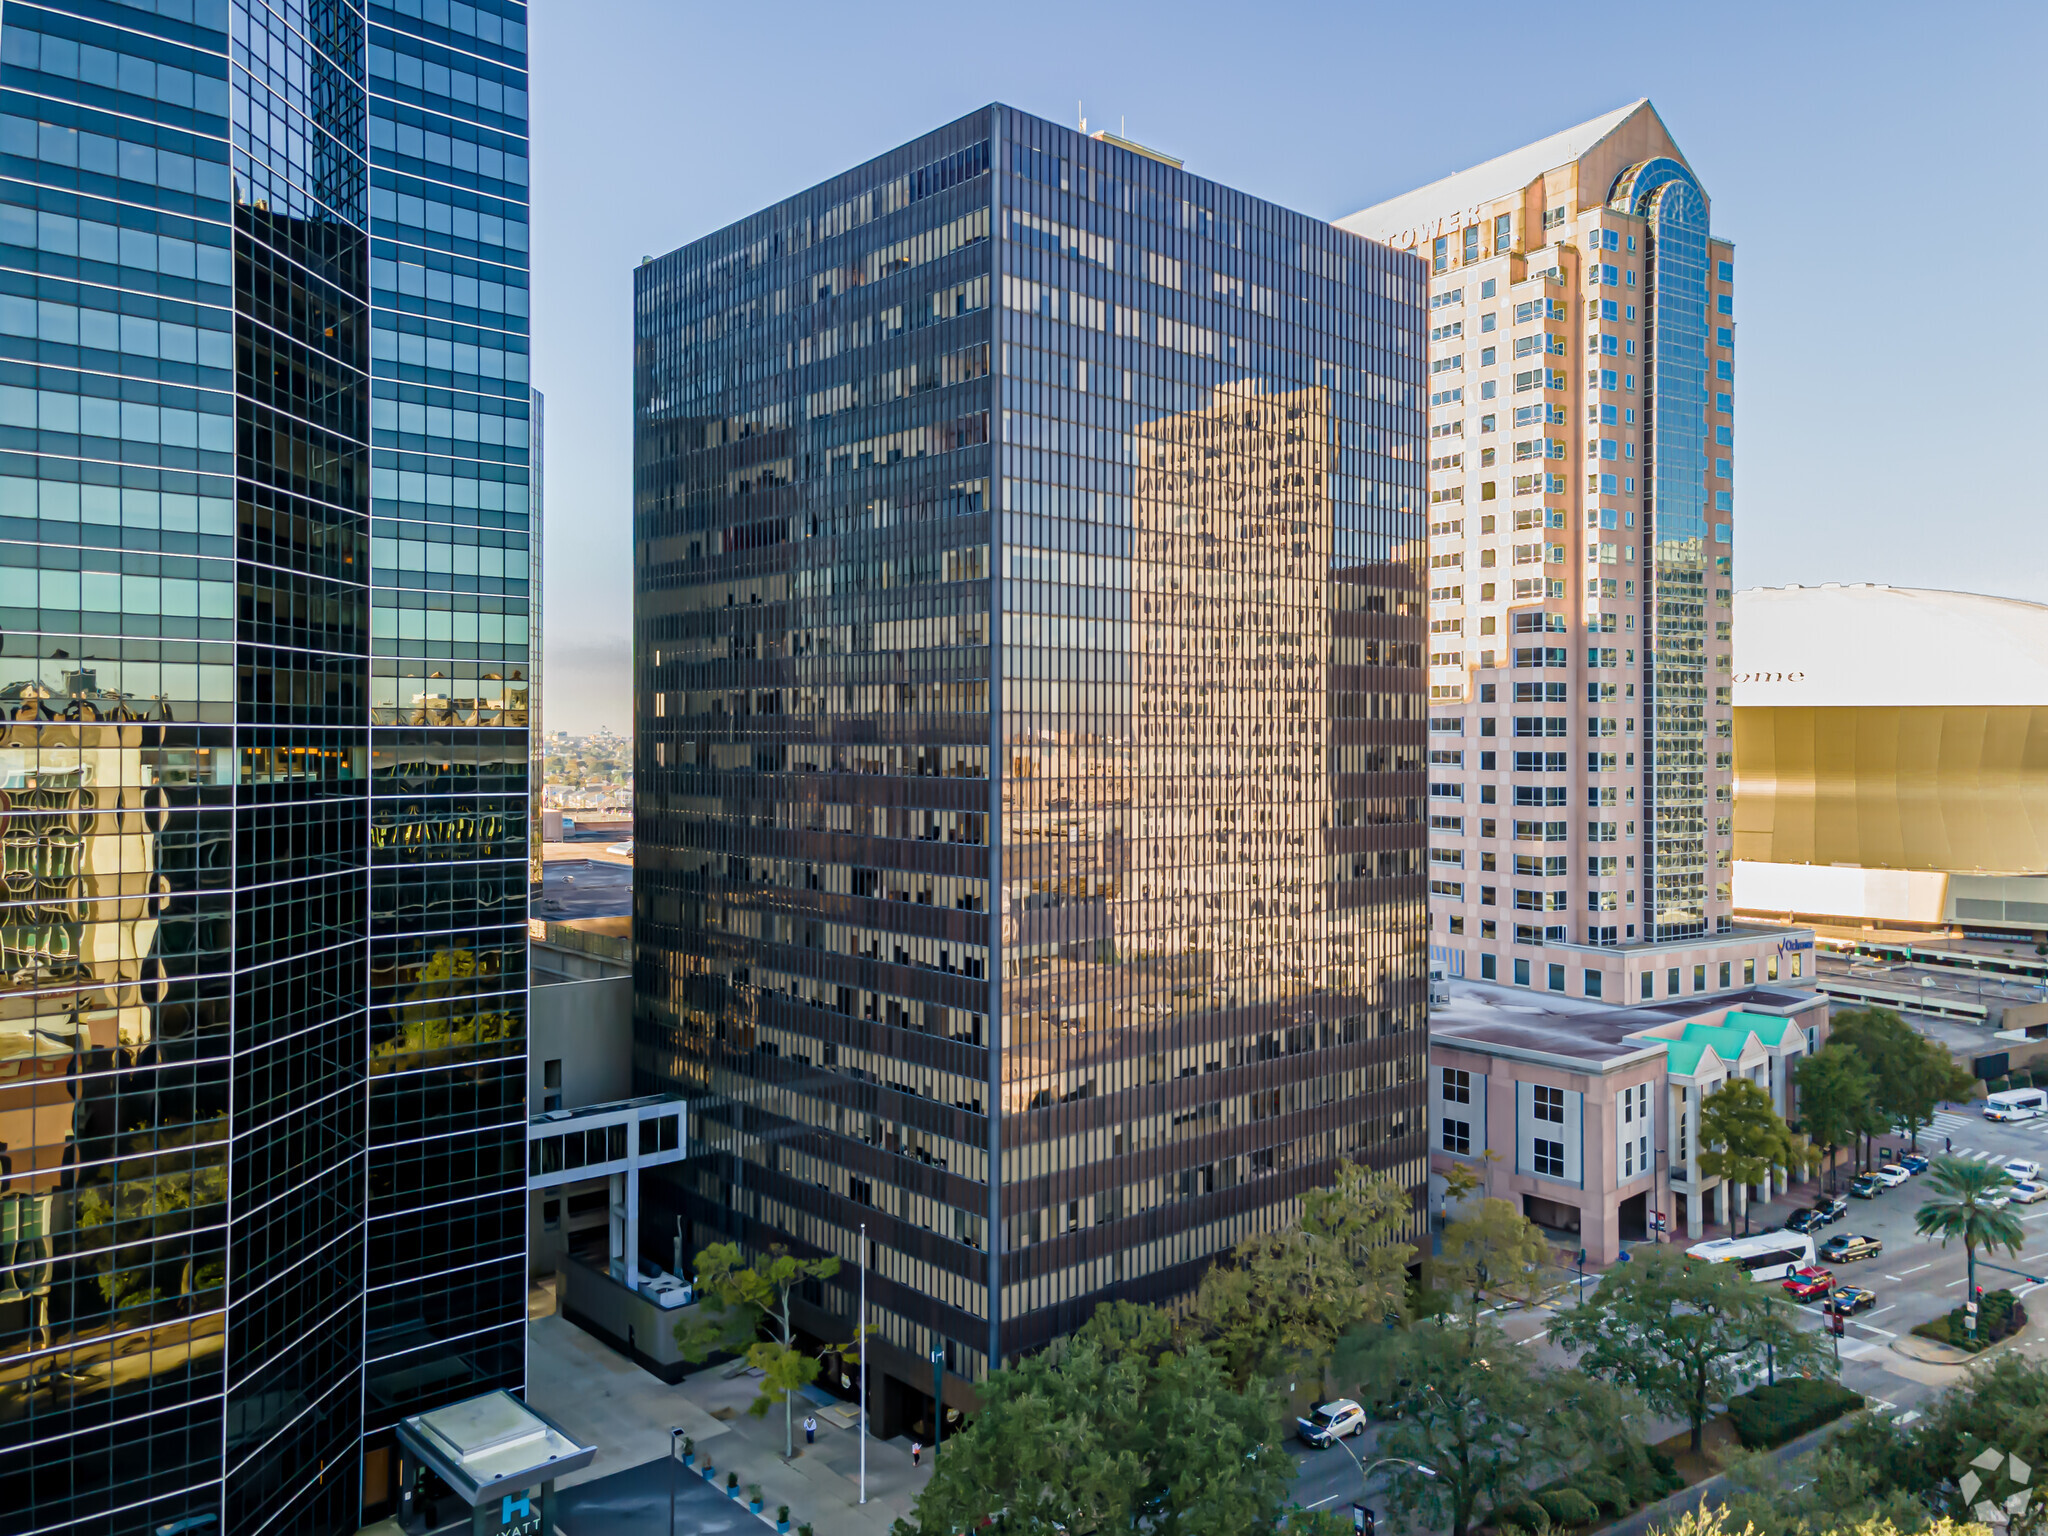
[
  {"left": 1899, "top": 1263, "right": 1933, "bottom": 1275},
  {"left": 1884, "top": 1274, "right": 1904, "bottom": 1282},
  {"left": 2017, "top": 1283, "right": 2042, "bottom": 1299},
  {"left": 1865, "top": 1305, "right": 1899, "bottom": 1319},
  {"left": 1853, "top": 1323, "right": 1898, "bottom": 1338},
  {"left": 2023, "top": 1212, "right": 2048, "bottom": 1223},
  {"left": 1309, "top": 1494, "right": 1343, "bottom": 1507},
  {"left": 1946, "top": 1278, "right": 1968, "bottom": 1287},
  {"left": 1517, "top": 1329, "right": 1549, "bottom": 1346}
]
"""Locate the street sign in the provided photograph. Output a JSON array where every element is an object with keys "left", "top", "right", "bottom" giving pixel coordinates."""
[
  {"left": 1966, "top": 1301, "right": 1980, "bottom": 1315},
  {"left": 1650, "top": 1211, "right": 1667, "bottom": 1230}
]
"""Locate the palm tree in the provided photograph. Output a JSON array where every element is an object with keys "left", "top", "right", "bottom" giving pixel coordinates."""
[{"left": 1915, "top": 1156, "right": 2026, "bottom": 1300}]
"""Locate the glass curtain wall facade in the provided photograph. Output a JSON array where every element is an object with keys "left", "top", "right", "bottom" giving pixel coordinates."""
[
  {"left": 635, "top": 104, "right": 1426, "bottom": 1422},
  {"left": 360, "top": 0, "right": 531, "bottom": 1513},
  {"left": 1611, "top": 159, "right": 1710, "bottom": 942},
  {"left": 0, "top": 0, "right": 530, "bottom": 1530}
]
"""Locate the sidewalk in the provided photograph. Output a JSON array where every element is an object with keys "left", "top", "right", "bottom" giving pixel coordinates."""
[{"left": 527, "top": 1312, "right": 933, "bottom": 1535}]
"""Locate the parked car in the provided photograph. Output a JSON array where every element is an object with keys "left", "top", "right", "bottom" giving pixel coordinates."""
[
  {"left": 1813, "top": 1195, "right": 1849, "bottom": 1223},
  {"left": 1788, "top": 1197, "right": 1848, "bottom": 1231},
  {"left": 1901, "top": 1154, "right": 1931, "bottom": 1175},
  {"left": 2002, "top": 1159, "right": 2042, "bottom": 1184},
  {"left": 1820, "top": 1233, "right": 1884, "bottom": 1263},
  {"left": 1785, "top": 1208, "right": 1825, "bottom": 1233},
  {"left": 1984, "top": 1190, "right": 2013, "bottom": 1210},
  {"left": 2011, "top": 1181, "right": 2048, "bottom": 1205},
  {"left": 1297, "top": 1399, "right": 1365, "bottom": 1447},
  {"left": 1849, "top": 1173, "right": 1887, "bottom": 1199},
  {"left": 1876, "top": 1164, "right": 1911, "bottom": 1188},
  {"left": 1783, "top": 1265, "right": 1836, "bottom": 1301},
  {"left": 1823, "top": 1285, "right": 1878, "bottom": 1316}
]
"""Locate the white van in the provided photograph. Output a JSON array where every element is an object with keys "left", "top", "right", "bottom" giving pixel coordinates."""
[
  {"left": 1984, "top": 1087, "right": 2048, "bottom": 1122},
  {"left": 1686, "top": 1230, "right": 1817, "bottom": 1282}
]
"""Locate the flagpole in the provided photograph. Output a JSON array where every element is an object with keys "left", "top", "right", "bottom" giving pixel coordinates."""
[{"left": 859, "top": 1221, "right": 867, "bottom": 1505}]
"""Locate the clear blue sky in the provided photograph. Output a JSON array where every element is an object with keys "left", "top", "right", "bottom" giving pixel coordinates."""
[{"left": 529, "top": 0, "right": 2047, "bottom": 735}]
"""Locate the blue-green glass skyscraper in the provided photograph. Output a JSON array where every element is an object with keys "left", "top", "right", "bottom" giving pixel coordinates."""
[{"left": 0, "top": 0, "right": 531, "bottom": 1530}]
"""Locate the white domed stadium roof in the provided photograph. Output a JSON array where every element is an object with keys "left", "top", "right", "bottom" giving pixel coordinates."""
[{"left": 1734, "top": 584, "right": 2048, "bottom": 709}]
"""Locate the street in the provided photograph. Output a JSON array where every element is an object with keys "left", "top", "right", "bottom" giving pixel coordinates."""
[{"left": 1284, "top": 1101, "right": 2048, "bottom": 1522}]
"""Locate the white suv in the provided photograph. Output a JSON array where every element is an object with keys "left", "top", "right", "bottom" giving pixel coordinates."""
[{"left": 1297, "top": 1399, "right": 1366, "bottom": 1447}]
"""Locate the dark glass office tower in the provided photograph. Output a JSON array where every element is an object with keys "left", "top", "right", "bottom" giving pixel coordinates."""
[
  {"left": 635, "top": 104, "right": 1427, "bottom": 1432},
  {"left": 0, "top": 1, "right": 530, "bottom": 1531},
  {"left": 361, "top": 0, "right": 532, "bottom": 1517}
]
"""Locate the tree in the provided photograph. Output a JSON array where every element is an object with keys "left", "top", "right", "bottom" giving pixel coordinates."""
[
  {"left": 1795, "top": 1048, "right": 1882, "bottom": 1195},
  {"left": 1336, "top": 1319, "right": 1633, "bottom": 1536},
  {"left": 1437, "top": 1197, "right": 1554, "bottom": 1343},
  {"left": 1717, "top": 1354, "right": 2048, "bottom": 1536},
  {"left": 1914, "top": 1156, "right": 2025, "bottom": 1301},
  {"left": 1555, "top": 1245, "right": 1834, "bottom": 1455},
  {"left": 677, "top": 1242, "right": 842, "bottom": 1459},
  {"left": 1648, "top": 1504, "right": 1988, "bottom": 1536},
  {"left": 1698, "top": 1078, "right": 1814, "bottom": 1234},
  {"left": 1186, "top": 1160, "right": 1414, "bottom": 1388},
  {"left": 1830, "top": 1008, "right": 1977, "bottom": 1155},
  {"left": 897, "top": 1302, "right": 1350, "bottom": 1536}
]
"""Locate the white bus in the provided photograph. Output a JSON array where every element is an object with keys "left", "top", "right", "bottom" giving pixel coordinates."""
[
  {"left": 1984, "top": 1087, "right": 2048, "bottom": 1122},
  {"left": 1686, "top": 1230, "right": 1817, "bottom": 1282}
]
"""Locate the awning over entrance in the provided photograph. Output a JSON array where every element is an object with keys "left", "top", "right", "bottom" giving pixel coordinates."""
[{"left": 394, "top": 1390, "right": 596, "bottom": 1506}]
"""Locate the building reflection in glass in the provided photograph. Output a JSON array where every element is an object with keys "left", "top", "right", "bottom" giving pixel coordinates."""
[{"left": 636, "top": 104, "right": 1429, "bottom": 1421}]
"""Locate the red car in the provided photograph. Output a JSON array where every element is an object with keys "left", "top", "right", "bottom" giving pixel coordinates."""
[{"left": 1782, "top": 1265, "right": 1836, "bottom": 1301}]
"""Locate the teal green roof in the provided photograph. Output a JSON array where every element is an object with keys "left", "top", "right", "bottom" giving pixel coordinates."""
[
  {"left": 1652, "top": 1011, "right": 1799, "bottom": 1079},
  {"left": 1662, "top": 1039, "right": 1713, "bottom": 1076},
  {"left": 1722, "top": 1010, "right": 1796, "bottom": 1046}
]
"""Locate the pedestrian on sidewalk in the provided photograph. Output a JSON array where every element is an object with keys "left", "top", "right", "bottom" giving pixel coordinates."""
[
  {"left": 804, "top": 1415, "right": 816, "bottom": 1444},
  {"left": 1947, "top": 1136, "right": 1953, "bottom": 1153},
  {"left": 912, "top": 1440, "right": 922, "bottom": 1467}
]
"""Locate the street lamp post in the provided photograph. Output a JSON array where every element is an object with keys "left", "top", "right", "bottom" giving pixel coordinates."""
[
  {"left": 1326, "top": 1441, "right": 1436, "bottom": 1531},
  {"left": 931, "top": 1343, "right": 946, "bottom": 1461},
  {"left": 668, "top": 1425, "right": 686, "bottom": 1536},
  {"left": 859, "top": 1222, "right": 867, "bottom": 1505}
]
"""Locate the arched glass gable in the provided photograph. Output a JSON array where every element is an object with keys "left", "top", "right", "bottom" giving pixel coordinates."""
[{"left": 1614, "top": 158, "right": 1713, "bottom": 941}]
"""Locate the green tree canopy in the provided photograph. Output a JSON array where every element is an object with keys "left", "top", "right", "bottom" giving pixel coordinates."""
[
  {"left": 1698, "top": 1077, "right": 1814, "bottom": 1233},
  {"left": 1651, "top": 1503, "right": 1988, "bottom": 1536},
  {"left": 1436, "top": 1196, "right": 1554, "bottom": 1343},
  {"left": 1336, "top": 1318, "right": 1634, "bottom": 1536},
  {"left": 677, "top": 1241, "right": 842, "bottom": 1459},
  {"left": 1712, "top": 1353, "right": 2048, "bottom": 1535},
  {"left": 1829, "top": 1007, "right": 1978, "bottom": 1150},
  {"left": 1795, "top": 1047, "right": 1883, "bottom": 1192},
  {"left": 1185, "top": 1159, "right": 1415, "bottom": 1388},
  {"left": 896, "top": 1301, "right": 1348, "bottom": 1536},
  {"left": 1914, "top": 1156, "right": 2026, "bottom": 1300},
  {"left": 1555, "top": 1245, "right": 1834, "bottom": 1454}
]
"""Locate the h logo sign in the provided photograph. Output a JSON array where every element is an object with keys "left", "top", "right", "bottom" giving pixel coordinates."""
[{"left": 500, "top": 1492, "right": 532, "bottom": 1525}]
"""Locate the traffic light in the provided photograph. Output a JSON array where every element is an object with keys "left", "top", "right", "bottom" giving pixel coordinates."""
[{"left": 1976, "top": 1285, "right": 1986, "bottom": 1301}]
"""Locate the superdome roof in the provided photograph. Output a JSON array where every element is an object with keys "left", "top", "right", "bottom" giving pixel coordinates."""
[{"left": 1734, "top": 584, "right": 2048, "bottom": 708}]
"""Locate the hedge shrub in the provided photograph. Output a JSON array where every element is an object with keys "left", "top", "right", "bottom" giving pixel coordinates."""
[
  {"left": 1727, "top": 1378, "right": 1866, "bottom": 1449},
  {"left": 1494, "top": 1495, "right": 1550, "bottom": 1533},
  {"left": 1912, "top": 1289, "right": 2027, "bottom": 1351},
  {"left": 1534, "top": 1489, "right": 1599, "bottom": 1527},
  {"left": 1573, "top": 1470, "right": 1629, "bottom": 1519}
]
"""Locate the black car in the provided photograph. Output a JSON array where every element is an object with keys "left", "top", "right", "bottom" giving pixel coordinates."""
[
  {"left": 1787, "top": 1197, "right": 1848, "bottom": 1231},
  {"left": 1823, "top": 1285, "right": 1878, "bottom": 1316}
]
